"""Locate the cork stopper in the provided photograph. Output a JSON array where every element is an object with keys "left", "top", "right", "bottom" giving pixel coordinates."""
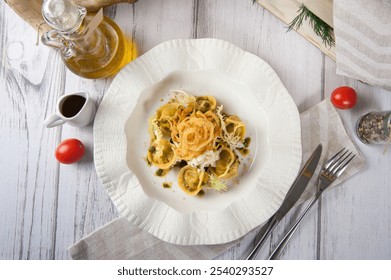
[{"left": 42, "top": 0, "right": 86, "bottom": 33}]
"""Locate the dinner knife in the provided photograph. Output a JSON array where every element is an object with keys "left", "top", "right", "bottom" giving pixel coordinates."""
[{"left": 246, "top": 143, "right": 322, "bottom": 260}]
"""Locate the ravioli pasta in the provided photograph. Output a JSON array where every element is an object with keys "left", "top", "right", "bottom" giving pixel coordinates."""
[{"left": 146, "top": 90, "right": 250, "bottom": 196}]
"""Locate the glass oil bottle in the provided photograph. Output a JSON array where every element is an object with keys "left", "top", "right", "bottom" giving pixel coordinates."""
[{"left": 41, "top": 0, "right": 137, "bottom": 79}]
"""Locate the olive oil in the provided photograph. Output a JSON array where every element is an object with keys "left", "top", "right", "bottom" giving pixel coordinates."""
[
  {"left": 41, "top": 0, "right": 137, "bottom": 79},
  {"left": 64, "top": 16, "right": 137, "bottom": 79}
]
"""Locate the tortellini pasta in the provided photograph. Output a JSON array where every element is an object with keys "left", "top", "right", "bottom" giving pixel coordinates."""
[
  {"left": 147, "top": 139, "right": 176, "bottom": 170},
  {"left": 196, "top": 96, "right": 217, "bottom": 112},
  {"left": 224, "top": 115, "right": 246, "bottom": 142},
  {"left": 178, "top": 166, "right": 209, "bottom": 196},
  {"left": 210, "top": 146, "right": 238, "bottom": 179},
  {"left": 146, "top": 90, "right": 250, "bottom": 196},
  {"left": 154, "top": 103, "right": 180, "bottom": 136}
]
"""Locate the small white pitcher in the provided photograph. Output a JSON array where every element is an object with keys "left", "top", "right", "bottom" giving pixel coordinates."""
[{"left": 44, "top": 92, "right": 96, "bottom": 128}]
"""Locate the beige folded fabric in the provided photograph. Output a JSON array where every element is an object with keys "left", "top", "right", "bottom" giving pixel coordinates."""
[
  {"left": 68, "top": 99, "right": 365, "bottom": 260},
  {"left": 334, "top": 0, "right": 391, "bottom": 91}
]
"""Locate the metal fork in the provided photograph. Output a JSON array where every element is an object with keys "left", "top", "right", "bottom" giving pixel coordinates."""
[{"left": 267, "top": 148, "right": 356, "bottom": 260}]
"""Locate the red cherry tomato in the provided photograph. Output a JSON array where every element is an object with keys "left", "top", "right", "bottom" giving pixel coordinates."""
[
  {"left": 55, "top": 138, "right": 85, "bottom": 164},
  {"left": 330, "top": 86, "right": 357, "bottom": 109}
]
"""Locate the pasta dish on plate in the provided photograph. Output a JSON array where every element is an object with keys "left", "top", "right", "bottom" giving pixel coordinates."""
[{"left": 146, "top": 90, "right": 250, "bottom": 196}]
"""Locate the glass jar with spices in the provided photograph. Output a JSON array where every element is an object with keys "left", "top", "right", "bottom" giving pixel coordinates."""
[{"left": 355, "top": 111, "right": 391, "bottom": 144}]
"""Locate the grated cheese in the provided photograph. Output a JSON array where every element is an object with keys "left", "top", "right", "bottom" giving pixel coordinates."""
[{"left": 188, "top": 150, "right": 220, "bottom": 170}]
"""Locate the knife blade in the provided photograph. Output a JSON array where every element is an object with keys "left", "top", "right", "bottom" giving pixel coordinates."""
[{"left": 246, "top": 143, "right": 322, "bottom": 260}]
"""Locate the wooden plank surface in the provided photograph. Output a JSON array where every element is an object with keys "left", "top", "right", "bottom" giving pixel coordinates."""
[
  {"left": 4, "top": 0, "right": 48, "bottom": 32},
  {"left": 0, "top": 0, "right": 390, "bottom": 260},
  {"left": 0, "top": 3, "right": 64, "bottom": 259},
  {"left": 322, "top": 57, "right": 391, "bottom": 259}
]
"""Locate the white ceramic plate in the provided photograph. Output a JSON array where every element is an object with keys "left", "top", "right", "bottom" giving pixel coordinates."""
[{"left": 94, "top": 39, "right": 302, "bottom": 245}]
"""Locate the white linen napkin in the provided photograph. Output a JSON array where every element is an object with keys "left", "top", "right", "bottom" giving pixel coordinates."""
[
  {"left": 334, "top": 0, "right": 391, "bottom": 91},
  {"left": 68, "top": 99, "right": 365, "bottom": 259}
]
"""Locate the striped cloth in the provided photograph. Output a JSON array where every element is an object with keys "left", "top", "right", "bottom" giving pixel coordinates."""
[
  {"left": 333, "top": 0, "right": 391, "bottom": 91},
  {"left": 68, "top": 100, "right": 365, "bottom": 260}
]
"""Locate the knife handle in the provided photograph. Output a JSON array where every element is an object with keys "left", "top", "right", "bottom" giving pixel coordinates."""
[
  {"left": 268, "top": 193, "right": 320, "bottom": 260},
  {"left": 246, "top": 216, "right": 279, "bottom": 260}
]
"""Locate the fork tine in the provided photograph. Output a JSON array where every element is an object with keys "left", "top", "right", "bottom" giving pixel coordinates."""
[
  {"left": 334, "top": 153, "right": 356, "bottom": 177},
  {"left": 328, "top": 149, "right": 350, "bottom": 173},
  {"left": 323, "top": 148, "right": 346, "bottom": 170}
]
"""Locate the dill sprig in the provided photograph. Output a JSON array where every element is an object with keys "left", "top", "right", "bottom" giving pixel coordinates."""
[{"left": 287, "top": 4, "right": 335, "bottom": 48}]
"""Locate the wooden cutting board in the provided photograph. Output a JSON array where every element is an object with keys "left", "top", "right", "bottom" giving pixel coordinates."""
[{"left": 256, "top": 0, "right": 336, "bottom": 60}]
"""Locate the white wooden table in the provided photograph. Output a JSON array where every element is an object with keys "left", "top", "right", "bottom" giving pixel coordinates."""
[{"left": 1, "top": 0, "right": 390, "bottom": 260}]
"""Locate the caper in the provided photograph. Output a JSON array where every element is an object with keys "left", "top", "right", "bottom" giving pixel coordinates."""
[
  {"left": 238, "top": 148, "right": 249, "bottom": 156},
  {"left": 145, "top": 157, "right": 151, "bottom": 166},
  {"left": 197, "top": 190, "right": 205, "bottom": 197},
  {"left": 243, "top": 137, "right": 251, "bottom": 148},
  {"left": 173, "top": 160, "right": 187, "bottom": 168},
  {"left": 226, "top": 123, "right": 234, "bottom": 133}
]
